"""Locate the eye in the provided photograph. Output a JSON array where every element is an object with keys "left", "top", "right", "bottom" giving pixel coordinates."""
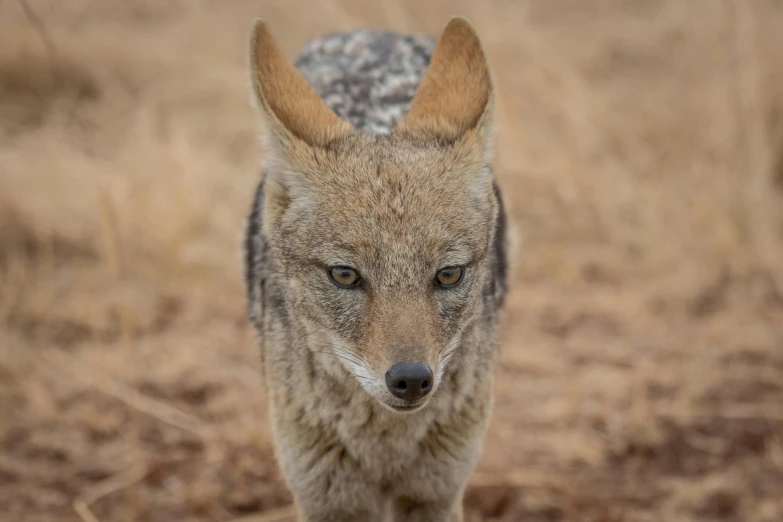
[
  {"left": 328, "top": 266, "right": 361, "bottom": 288},
  {"left": 435, "top": 266, "right": 464, "bottom": 288}
]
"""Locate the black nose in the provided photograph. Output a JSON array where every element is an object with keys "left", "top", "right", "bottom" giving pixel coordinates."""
[{"left": 385, "top": 362, "right": 433, "bottom": 401}]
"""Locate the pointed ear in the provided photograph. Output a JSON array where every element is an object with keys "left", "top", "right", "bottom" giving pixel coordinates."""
[
  {"left": 399, "top": 17, "right": 493, "bottom": 143},
  {"left": 249, "top": 19, "right": 353, "bottom": 148}
]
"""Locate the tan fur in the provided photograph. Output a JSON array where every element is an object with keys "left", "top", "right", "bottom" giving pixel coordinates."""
[
  {"left": 249, "top": 20, "right": 353, "bottom": 148},
  {"left": 245, "top": 17, "right": 507, "bottom": 522},
  {"left": 398, "top": 18, "right": 493, "bottom": 144}
]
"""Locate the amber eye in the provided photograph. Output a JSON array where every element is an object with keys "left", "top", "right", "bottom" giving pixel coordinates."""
[
  {"left": 328, "top": 266, "right": 361, "bottom": 288},
  {"left": 435, "top": 267, "right": 464, "bottom": 287}
]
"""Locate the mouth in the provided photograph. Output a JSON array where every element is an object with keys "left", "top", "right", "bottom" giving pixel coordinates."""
[{"left": 388, "top": 402, "right": 427, "bottom": 413}]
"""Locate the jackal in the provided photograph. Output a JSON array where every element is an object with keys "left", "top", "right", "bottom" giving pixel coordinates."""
[{"left": 244, "top": 17, "right": 508, "bottom": 522}]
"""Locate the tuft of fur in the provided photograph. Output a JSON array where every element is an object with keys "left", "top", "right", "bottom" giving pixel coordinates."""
[{"left": 244, "top": 17, "right": 508, "bottom": 522}]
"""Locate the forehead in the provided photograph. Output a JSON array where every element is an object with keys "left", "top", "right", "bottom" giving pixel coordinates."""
[{"left": 291, "top": 135, "right": 492, "bottom": 263}]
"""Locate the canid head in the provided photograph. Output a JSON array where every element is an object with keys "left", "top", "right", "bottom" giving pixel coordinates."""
[{"left": 248, "top": 18, "right": 500, "bottom": 413}]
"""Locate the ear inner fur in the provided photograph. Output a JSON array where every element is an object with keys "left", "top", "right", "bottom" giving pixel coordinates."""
[
  {"left": 249, "top": 19, "right": 353, "bottom": 147},
  {"left": 399, "top": 17, "right": 493, "bottom": 143}
]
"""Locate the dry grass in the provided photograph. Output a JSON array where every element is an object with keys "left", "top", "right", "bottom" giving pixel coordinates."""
[{"left": 1, "top": 1, "right": 783, "bottom": 521}]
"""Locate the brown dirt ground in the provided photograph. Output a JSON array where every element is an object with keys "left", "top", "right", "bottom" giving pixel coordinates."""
[{"left": 2, "top": 1, "right": 783, "bottom": 521}]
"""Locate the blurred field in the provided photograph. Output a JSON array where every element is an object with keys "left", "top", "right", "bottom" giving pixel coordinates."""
[{"left": 2, "top": 0, "right": 783, "bottom": 521}]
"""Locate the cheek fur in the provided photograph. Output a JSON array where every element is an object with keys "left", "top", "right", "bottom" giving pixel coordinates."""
[
  {"left": 293, "top": 272, "right": 367, "bottom": 343},
  {"left": 436, "top": 274, "right": 482, "bottom": 334}
]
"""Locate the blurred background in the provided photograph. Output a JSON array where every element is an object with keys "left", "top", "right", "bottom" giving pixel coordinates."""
[{"left": 2, "top": 1, "right": 783, "bottom": 521}]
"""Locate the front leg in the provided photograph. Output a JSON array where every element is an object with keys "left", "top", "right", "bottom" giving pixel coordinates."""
[
  {"left": 392, "top": 494, "right": 464, "bottom": 522},
  {"left": 285, "top": 453, "right": 387, "bottom": 522},
  {"left": 272, "top": 411, "right": 386, "bottom": 522},
  {"left": 296, "top": 504, "right": 382, "bottom": 522},
  {"left": 279, "top": 438, "right": 387, "bottom": 522},
  {"left": 389, "top": 432, "right": 475, "bottom": 522}
]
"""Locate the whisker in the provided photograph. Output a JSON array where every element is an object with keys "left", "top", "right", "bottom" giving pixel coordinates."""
[
  {"left": 436, "top": 318, "right": 488, "bottom": 366},
  {"left": 289, "top": 329, "right": 328, "bottom": 351},
  {"left": 437, "top": 340, "right": 461, "bottom": 359},
  {"left": 279, "top": 329, "right": 391, "bottom": 410},
  {"left": 312, "top": 343, "right": 368, "bottom": 367},
  {"left": 285, "top": 329, "right": 368, "bottom": 368},
  {"left": 314, "top": 350, "right": 366, "bottom": 368}
]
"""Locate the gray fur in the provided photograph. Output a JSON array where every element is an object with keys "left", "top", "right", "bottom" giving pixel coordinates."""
[{"left": 296, "top": 31, "right": 435, "bottom": 135}]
